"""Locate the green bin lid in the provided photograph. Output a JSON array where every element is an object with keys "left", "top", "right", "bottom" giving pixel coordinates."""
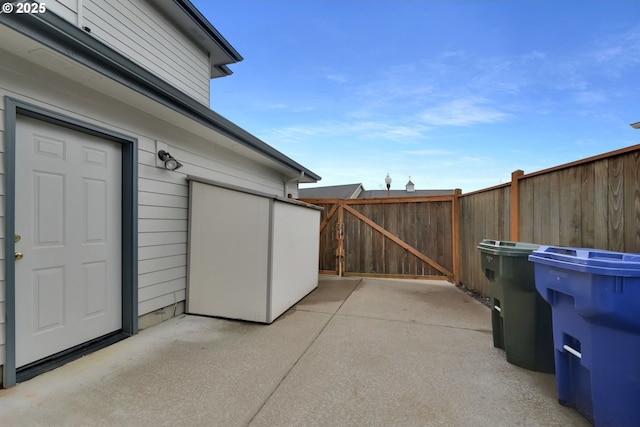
[{"left": 477, "top": 239, "right": 540, "bottom": 256}]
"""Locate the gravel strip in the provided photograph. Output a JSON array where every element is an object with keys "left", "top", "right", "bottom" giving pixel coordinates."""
[{"left": 457, "top": 284, "right": 491, "bottom": 308}]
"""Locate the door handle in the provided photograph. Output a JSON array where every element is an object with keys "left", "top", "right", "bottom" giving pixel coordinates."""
[{"left": 15, "top": 252, "right": 24, "bottom": 260}]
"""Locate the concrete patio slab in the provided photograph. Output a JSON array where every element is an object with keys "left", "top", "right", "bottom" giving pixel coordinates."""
[
  {"left": 0, "top": 310, "right": 332, "bottom": 427},
  {"left": 295, "top": 275, "right": 360, "bottom": 314},
  {"left": 338, "top": 277, "right": 491, "bottom": 330},
  {"left": 0, "top": 276, "right": 589, "bottom": 426},
  {"left": 250, "top": 310, "right": 579, "bottom": 427}
]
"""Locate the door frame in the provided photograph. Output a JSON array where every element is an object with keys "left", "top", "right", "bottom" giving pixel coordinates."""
[{"left": 3, "top": 97, "right": 138, "bottom": 387}]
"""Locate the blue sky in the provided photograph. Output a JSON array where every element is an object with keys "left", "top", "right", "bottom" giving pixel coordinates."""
[{"left": 193, "top": 1, "right": 640, "bottom": 193}]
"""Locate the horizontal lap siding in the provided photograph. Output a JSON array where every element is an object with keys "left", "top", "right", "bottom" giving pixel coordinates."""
[
  {"left": 0, "top": 50, "right": 289, "bottom": 337},
  {"left": 45, "top": 1, "right": 80, "bottom": 24},
  {"left": 137, "top": 137, "right": 190, "bottom": 315},
  {"left": 136, "top": 140, "right": 285, "bottom": 316},
  {"left": 84, "top": 0, "right": 211, "bottom": 105}
]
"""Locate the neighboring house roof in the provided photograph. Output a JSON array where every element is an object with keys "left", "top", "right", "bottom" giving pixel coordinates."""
[
  {"left": 299, "top": 184, "right": 454, "bottom": 199},
  {"left": 299, "top": 183, "right": 364, "bottom": 199},
  {"left": 0, "top": 10, "right": 321, "bottom": 183},
  {"left": 360, "top": 189, "right": 455, "bottom": 198}
]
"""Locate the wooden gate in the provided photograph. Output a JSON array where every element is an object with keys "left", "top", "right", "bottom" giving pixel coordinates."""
[{"left": 300, "top": 194, "right": 460, "bottom": 281}]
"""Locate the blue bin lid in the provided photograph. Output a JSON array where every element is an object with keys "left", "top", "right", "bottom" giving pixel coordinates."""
[
  {"left": 477, "top": 239, "right": 540, "bottom": 256},
  {"left": 529, "top": 246, "right": 640, "bottom": 277}
]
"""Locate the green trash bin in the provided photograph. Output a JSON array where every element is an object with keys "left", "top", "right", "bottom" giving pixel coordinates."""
[{"left": 477, "top": 239, "right": 555, "bottom": 373}]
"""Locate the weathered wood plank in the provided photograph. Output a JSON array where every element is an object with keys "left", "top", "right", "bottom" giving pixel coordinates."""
[
  {"left": 503, "top": 187, "right": 511, "bottom": 239},
  {"left": 319, "top": 203, "right": 339, "bottom": 233},
  {"left": 519, "top": 179, "right": 534, "bottom": 242},
  {"left": 405, "top": 202, "right": 416, "bottom": 274},
  {"left": 429, "top": 202, "right": 439, "bottom": 275},
  {"left": 452, "top": 191, "right": 461, "bottom": 283},
  {"left": 362, "top": 204, "right": 373, "bottom": 273},
  {"left": 548, "top": 172, "right": 561, "bottom": 246},
  {"left": 319, "top": 206, "right": 336, "bottom": 271},
  {"left": 387, "top": 202, "right": 399, "bottom": 274},
  {"left": 558, "top": 167, "right": 582, "bottom": 247},
  {"left": 594, "top": 159, "right": 609, "bottom": 249},
  {"left": 440, "top": 202, "right": 451, "bottom": 268},
  {"left": 495, "top": 189, "right": 505, "bottom": 241},
  {"left": 532, "top": 174, "right": 546, "bottom": 244},
  {"left": 623, "top": 152, "right": 640, "bottom": 252},
  {"left": 417, "top": 203, "right": 426, "bottom": 275},
  {"left": 581, "top": 163, "right": 595, "bottom": 248},
  {"left": 608, "top": 156, "right": 625, "bottom": 252}
]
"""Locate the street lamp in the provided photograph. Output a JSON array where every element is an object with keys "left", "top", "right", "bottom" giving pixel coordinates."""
[
  {"left": 631, "top": 122, "right": 640, "bottom": 129},
  {"left": 385, "top": 173, "right": 392, "bottom": 197}
]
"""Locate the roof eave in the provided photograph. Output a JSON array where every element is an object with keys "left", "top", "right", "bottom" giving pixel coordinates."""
[
  {"left": 0, "top": 11, "right": 320, "bottom": 182},
  {"left": 146, "top": 0, "right": 244, "bottom": 78}
]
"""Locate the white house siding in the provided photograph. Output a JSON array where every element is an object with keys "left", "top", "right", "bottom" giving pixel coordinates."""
[
  {"left": 0, "top": 48, "right": 291, "bottom": 369},
  {"left": 54, "top": 0, "right": 211, "bottom": 105},
  {"left": 44, "top": 1, "right": 80, "bottom": 25}
]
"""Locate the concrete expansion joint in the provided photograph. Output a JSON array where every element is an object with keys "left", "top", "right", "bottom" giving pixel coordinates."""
[
  {"left": 247, "top": 278, "right": 362, "bottom": 424},
  {"left": 332, "top": 311, "right": 493, "bottom": 334}
]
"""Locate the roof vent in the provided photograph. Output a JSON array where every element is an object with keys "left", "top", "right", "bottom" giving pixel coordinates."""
[{"left": 406, "top": 177, "right": 415, "bottom": 192}]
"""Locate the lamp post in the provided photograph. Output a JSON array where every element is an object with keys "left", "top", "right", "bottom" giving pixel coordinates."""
[{"left": 385, "top": 173, "right": 392, "bottom": 197}]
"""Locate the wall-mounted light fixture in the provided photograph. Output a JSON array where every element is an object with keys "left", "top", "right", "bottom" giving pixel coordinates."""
[{"left": 157, "top": 150, "right": 183, "bottom": 171}]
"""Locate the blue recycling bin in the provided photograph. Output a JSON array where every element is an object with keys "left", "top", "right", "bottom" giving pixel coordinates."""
[{"left": 529, "top": 246, "right": 640, "bottom": 427}]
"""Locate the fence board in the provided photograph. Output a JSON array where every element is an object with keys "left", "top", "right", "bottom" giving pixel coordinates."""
[
  {"left": 549, "top": 172, "right": 561, "bottom": 245},
  {"left": 315, "top": 202, "right": 339, "bottom": 273},
  {"left": 594, "top": 160, "right": 609, "bottom": 248},
  {"left": 608, "top": 156, "right": 624, "bottom": 252},
  {"left": 568, "top": 167, "right": 583, "bottom": 246},
  {"left": 624, "top": 152, "right": 640, "bottom": 251},
  {"left": 519, "top": 179, "right": 534, "bottom": 242},
  {"left": 387, "top": 203, "right": 399, "bottom": 273},
  {"left": 581, "top": 163, "right": 595, "bottom": 248},
  {"left": 532, "top": 174, "right": 548, "bottom": 244}
]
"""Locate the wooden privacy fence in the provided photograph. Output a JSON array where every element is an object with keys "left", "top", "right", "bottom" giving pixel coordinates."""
[
  {"left": 299, "top": 195, "right": 461, "bottom": 281},
  {"left": 301, "top": 144, "right": 640, "bottom": 295},
  {"left": 459, "top": 144, "right": 640, "bottom": 296}
]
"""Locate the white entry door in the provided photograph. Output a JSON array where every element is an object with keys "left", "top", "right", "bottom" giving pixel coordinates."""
[{"left": 15, "top": 116, "right": 122, "bottom": 367}]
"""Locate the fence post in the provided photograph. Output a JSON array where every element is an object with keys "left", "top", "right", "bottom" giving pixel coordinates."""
[
  {"left": 335, "top": 201, "right": 345, "bottom": 276},
  {"left": 452, "top": 189, "right": 462, "bottom": 284},
  {"left": 510, "top": 170, "right": 524, "bottom": 241}
]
